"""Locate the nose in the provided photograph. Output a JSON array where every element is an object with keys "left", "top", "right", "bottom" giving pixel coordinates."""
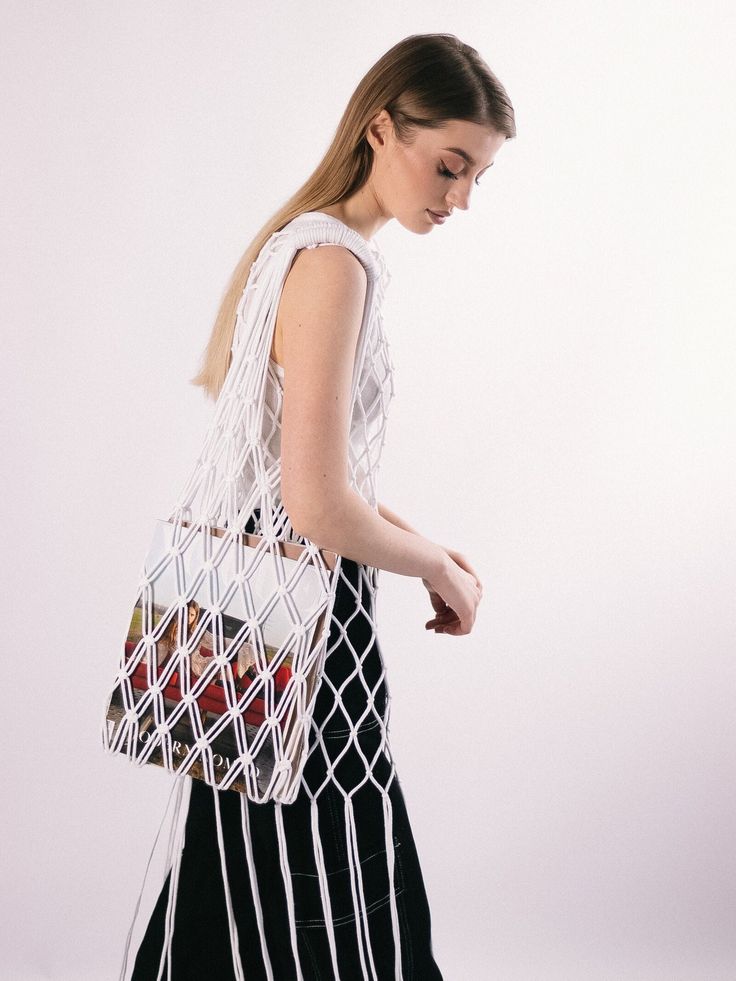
[{"left": 447, "top": 184, "right": 472, "bottom": 212}]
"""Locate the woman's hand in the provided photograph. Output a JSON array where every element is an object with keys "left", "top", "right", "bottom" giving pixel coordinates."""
[{"left": 422, "top": 547, "right": 483, "bottom": 636}]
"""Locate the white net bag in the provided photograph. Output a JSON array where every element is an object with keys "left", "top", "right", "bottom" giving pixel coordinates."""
[{"left": 101, "top": 217, "right": 380, "bottom": 805}]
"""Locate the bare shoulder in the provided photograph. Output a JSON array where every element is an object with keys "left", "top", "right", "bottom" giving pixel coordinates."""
[
  {"left": 276, "top": 241, "right": 368, "bottom": 391},
  {"left": 276, "top": 244, "right": 369, "bottom": 534},
  {"left": 280, "top": 243, "right": 367, "bottom": 312},
  {"left": 271, "top": 243, "right": 368, "bottom": 366}
]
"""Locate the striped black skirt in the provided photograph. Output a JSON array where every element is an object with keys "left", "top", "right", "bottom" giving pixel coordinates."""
[{"left": 129, "top": 545, "right": 444, "bottom": 981}]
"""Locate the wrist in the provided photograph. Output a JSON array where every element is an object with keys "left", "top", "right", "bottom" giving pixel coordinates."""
[{"left": 425, "top": 543, "right": 451, "bottom": 587}]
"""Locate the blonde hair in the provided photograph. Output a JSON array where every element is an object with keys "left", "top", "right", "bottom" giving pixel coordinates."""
[
  {"left": 164, "top": 599, "right": 200, "bottom": 647},
  {"left": 190, "top": 33, "right": 516, "bottom": 401}
]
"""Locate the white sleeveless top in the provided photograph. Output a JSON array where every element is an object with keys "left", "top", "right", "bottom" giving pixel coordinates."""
[{"left": 229, "top": 211, "right": 396, "bottom": 538}]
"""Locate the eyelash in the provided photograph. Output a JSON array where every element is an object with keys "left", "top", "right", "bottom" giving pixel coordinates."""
[{"left": 439, "top": 164, "right": 482, "bottom": 187}]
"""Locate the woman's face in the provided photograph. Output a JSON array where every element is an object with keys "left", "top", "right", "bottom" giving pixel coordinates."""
[{"left": 369, "top": 113, "right": 507, "bottom": 235}]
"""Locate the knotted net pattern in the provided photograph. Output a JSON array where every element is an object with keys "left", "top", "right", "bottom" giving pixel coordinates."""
[{"left": 112, "top": 214, "right": 409, "bottom": 979}]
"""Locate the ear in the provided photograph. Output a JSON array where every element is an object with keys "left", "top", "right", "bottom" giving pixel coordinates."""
[{"left": 365, "top": 108, "right": 393, "bottom": 153}]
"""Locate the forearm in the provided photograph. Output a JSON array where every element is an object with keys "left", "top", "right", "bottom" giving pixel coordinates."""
[
  {"left": 377, "top": 500, "right": 421, "bottom": 536},
  {"left": 295, "top": 489, "right": 446, "bottom": 582}
]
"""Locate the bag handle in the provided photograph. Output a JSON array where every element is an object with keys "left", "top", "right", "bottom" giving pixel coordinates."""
[{"left": 169, "top": 217, "right": 380, "bottom": 534}]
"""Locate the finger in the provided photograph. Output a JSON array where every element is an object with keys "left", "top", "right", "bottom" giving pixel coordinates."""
[
  {"left": 429, "top": 620, "right": 461, "bottom": 635},
  {"left": 426, "top": 612, "right": 456, "bottom": 628},
  {"left": 435, "top": 623, "right": 456, "bottom": 634},
  {"left": 443, "top": 619, "right": 467, "bottom": 635},
  {"left": 426, "top": 614, "right": 458, "bottom": 630}
]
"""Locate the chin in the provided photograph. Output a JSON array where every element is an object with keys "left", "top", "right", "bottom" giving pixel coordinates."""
[
  {"left": 396, "top": 211, "right": 436, "bottom": 236},
  {"left": 420, "top": 210, "right": 438, "bottom": 234}
]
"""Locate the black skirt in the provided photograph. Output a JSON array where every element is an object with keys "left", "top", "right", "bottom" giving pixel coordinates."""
[{"left": 129, "top": 547, "right": 444, "bottom": 980}]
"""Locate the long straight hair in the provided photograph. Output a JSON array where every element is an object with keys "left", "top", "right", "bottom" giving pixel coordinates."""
[{"left": 191, "top": 33, "right": 516, "bottom": 401}]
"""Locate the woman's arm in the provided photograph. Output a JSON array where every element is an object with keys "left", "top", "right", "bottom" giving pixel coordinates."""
[
  {"left": 295, "top": 487, "right": 447, "bottom": 581},
  {"left": 377, "top": 500, "right": 421, "bottom": 536},
  {"left": 277, "top": 243, "right": 480, "bottom": 638},
  {"left": 378, "top": 500, "right": 481, "bottom": 591},
  {"left": 278, "top": 244, "right": 450, "bottom": 585}
]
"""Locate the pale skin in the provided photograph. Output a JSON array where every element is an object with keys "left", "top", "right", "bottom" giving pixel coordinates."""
[{"left": 275, "top": 112, "right": 507, "bottom": 636}]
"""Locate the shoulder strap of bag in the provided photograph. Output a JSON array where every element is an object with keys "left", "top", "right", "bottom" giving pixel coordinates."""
[
  {"left": 169, "top": 215, "right": 380, "bottom": 531},
  {"left": 250, "top": 214, "right": 380, "bottom": 428}
]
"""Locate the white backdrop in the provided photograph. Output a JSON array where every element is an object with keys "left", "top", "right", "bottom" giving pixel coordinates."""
[{"left": 2, "top": 2, "right": 735, "bottom": 979}]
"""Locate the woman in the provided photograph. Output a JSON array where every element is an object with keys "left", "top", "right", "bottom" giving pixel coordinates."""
[
  {"left": 137, "top": 600, "right": 202, "bottom": 733},
  {"left": 126, "top": 32, "right": 515, "bottom": 980}
]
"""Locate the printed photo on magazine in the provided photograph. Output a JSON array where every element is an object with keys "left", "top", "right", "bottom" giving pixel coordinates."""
[{"left": 105, "top": 519, "right": 330, "bottom": 794}]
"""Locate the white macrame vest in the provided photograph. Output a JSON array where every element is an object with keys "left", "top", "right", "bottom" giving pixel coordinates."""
[{"left": 119, "top": 212, "right": 408, "bottom": 980}]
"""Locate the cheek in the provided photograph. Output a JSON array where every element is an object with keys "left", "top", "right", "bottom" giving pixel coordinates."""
[
  {"left": 411, "top": 167, "right": 438, "bottom": 205},
  {"left": 398, "top": 148, "right": 431, "bottom": 194}
]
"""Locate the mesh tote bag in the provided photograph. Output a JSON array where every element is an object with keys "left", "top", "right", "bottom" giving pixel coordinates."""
[{"left": 101, "top": 216, "right": 380, "bottom": 805}]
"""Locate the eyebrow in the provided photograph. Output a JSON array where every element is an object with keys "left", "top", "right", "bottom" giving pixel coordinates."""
[{"left": 442, "top": 146, "right": 494, "bottom": 170}]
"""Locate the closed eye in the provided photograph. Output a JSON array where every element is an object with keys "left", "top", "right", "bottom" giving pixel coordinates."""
[{"left": 439, "top": 163, "right": 483, "bottom": 187}]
